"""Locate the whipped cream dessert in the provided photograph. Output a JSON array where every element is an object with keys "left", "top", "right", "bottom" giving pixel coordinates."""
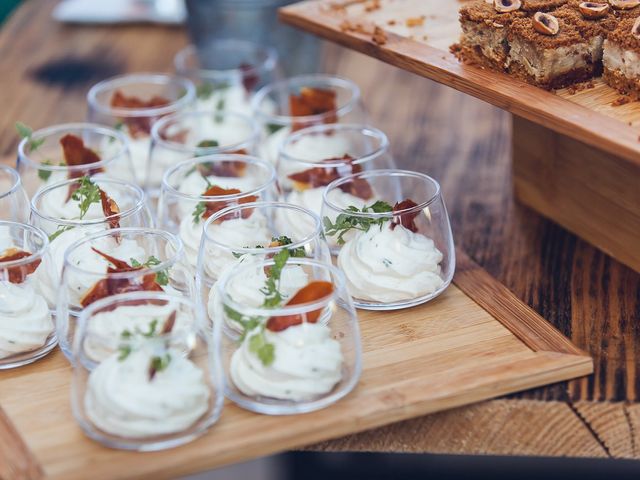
[
  {"left": 230, "top": 322, "right": 343, "bottom": 401},
  {"left": 196, "top": 84, "right": 253, "bottom": 117},
  {"left": 338, "top": 223, "right": 444, "bottom": 303},
  {"left": 0, "top": 281, "right": 53, "bottom": 359},
  {"left": 38, "top": 182, "right": 118, "bottom": 221},
  {"left": 82, "top": 300, "right": 192, "bottom": 362},
  {"left": 85, "top": 346, "right": 210, "bottom": 438}
]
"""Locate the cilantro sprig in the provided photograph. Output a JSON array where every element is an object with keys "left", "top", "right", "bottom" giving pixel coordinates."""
[
  {"left": 16, "top": 122, "right": 45, "bottom": 151},
  {"left": 130, "top": 256, "right": 169, "bottom": 286},
  {"left": 48, "top": 176, "right": 102, "bottom": 241},
  {"left": 323, "top": 200, "right": 393, "bottom": 245}
]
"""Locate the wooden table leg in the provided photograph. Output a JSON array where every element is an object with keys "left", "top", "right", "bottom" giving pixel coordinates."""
[{"left": 512, "top": 116, "right": 640, "bottom": 273}]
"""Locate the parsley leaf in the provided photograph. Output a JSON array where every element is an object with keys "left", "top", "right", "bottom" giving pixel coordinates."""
[
  {"left": 249, "top": 330, "right": 275, "bottom": 366},
  {"left": 48, "top": 225, "right": 74, "bottom": 242},
  {"left": 37, "top": 160, "right": 53, "bottom": 181},
  {"left": 72, "top": 176, "right": 102, "bottom": 220},
  {"left": 131, "top": 256, "right": 169, "bottom": 286},
  {"left": 16, "top": 122, "right": 45, "bottom": 151},
  {"left": 266, "top": 123, "right": 284, "bottom": 135},
  {"left": 117, "top": 344, "right": 132, "bottom": 361},
  {"left": 192, "top": 201, "right": 206, "bottom": 224},
  {"left": 323, "top": 201, "right": 394, "bottom": 245},
  {"left": 271, "top": 235, "right": 306, "bottom": 258},
  {"left": 197, "top": 139, "right": 219, "bottom": 148}
]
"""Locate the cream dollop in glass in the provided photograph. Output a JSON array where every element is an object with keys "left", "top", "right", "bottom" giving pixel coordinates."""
[
  {"left": 30, "top": 177, "right": 152, "bottom": 310},
  {"left": 276, "top": 124, "right": 393, "bottom": 243},
  {"left": 195, "top": 201, "right": 331, "bottom": 328},
  {"left": 16, "top": 123, "right": 135, "bottom": 197},
  {"left": 174, "top": 40, "right": 279, "bottom": 117},
  {"left": 157, "top": 155, "right": 276, "bottom": 271},
  {"left": 0, "top": 221, "right": 55, "bottom": 369},
  {"left": 321, "top": 169, "right": 455, "bottom": 310},
  {"left": 57, "top": 228, "right": 193, "bottom": 361},
  {"left": 213, "top": 257, "right": 361, "bottom": 415},
  {"left": 72, "top": 292, "right": 223, "bottom": 451},
  {"left": 252, "top": 74, "right": 367, "bottom": 165},
  {"left": 0, "top": 165, "right": 30, "bottom": 223},
  {"left": 148, "top": 111, "right": 260, "bottom": 197},
  {"left": 87, "top": 73, "right": 196, "bottom": 186}
]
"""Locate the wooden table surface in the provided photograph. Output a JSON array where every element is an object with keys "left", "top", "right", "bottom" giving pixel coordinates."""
[{"left": 1, "top": 0, "right": 638, "bottom": 462}]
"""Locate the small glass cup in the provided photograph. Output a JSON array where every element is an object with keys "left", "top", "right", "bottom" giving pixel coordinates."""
[
  {"left": 16, "top": 123, "right": 135, "bottom": 197},
  {"left": 57, "top": 227, "right": 194, "bottom": 361},
  {"left": 277, "top": 124, "right": 393, "bottom": 223},
  {"left": 30, "top": 177, "right": 152, "bottom": 308},
  {"left": 321, "top": 169, "right": 455, "bottom": 310},
  {"left": 72, "top": 292, "right": 223, "bottom": 451},
  {"left": 195, "top": 201, "right": 332, "bottom": 326},
  {"left": 213, "top": 257, "right": 362, "bottom": 414},
  {"left": 252, "top": 74, "right": 367, "bottom": 164},
  {"left": 157, "top": 155, "right": 277, "bottom": 270},
  {"left": 87, "top": 73, "right": 196, "bottom": 185},
  {"left": 174, "top": 40, "right": 280, "bottom": 116},
  {"left": 148, "top": 110, "right": 260, "bottom": 198},
  {"left": 0, "top": 221, "right": 56, "bottom": 368},
  {"left": 0, "top": 165, "right": 30, "bottom": 223}
]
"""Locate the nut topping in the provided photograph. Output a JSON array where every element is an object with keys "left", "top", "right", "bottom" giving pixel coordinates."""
[
  {"left": 579, "top": 2, "right": 610, "bottom": 18},
  {"left": 494, "top": 0, "right": 522, "bottom": 12},
  {"left": 609, "top": 0, "right": 640, "bottom": 9},
  {"left": 533, "top": 12, "right": 559, "bottom": 35},
  {"left": 633, "top": 16, "right": 640, "bottom": 38}
]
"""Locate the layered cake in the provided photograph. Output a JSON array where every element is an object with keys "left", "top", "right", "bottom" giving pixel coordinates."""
[{"left": 603, "top": 17, "right": 640, "bottom": 99}]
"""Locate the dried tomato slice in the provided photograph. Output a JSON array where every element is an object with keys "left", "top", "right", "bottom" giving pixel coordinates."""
[
  {"left": 111, "top": 90, "right": 170, "bottom": 138},
  {"left": 0, "top": 248, "right": 40, "bottom": 284},
  {"left": 391, "top": 199, "right": 420, "bottom": 233},
  {"left": 266, "top": 281, "right": 334, "bottom": 332},
  {"left": 60, "top": 134, "right": 103, "bottom": 172},
  {"left": 100, "top": 189, "right": 121, "bottom": 232},
  {"left": 197, "top": 160, "right": 247, "bottom": 178},
  {"left": 240, "top": 63, "right": 259, "bottom": 94},
  {"left": 80, "top": 248, "right": 164, "bottom": 308},
  {"left": 290, "top": 87, "right": 337, "bottom": 132},
  {"left": 198, "top": 185, "right": 258, "bottom": 223}
]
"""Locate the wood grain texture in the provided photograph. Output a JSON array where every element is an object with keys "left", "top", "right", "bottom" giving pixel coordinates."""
[
  {"left": 0, "top": 0, "right": 636, "bottom": 463},
  {"left": 280, "top": 0, "right": 640, "bottom": 167},
  {"left": 0, "top": 284, "right": 590, "bottom": 479},
  {"left": 0, "top": 406, "right": 43, "bottom": 480}
]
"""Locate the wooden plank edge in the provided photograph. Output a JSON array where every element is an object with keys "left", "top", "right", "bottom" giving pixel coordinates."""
[
  {"left": 0, "top": 405, "right": 44, "bottom": 480},
  {"left": 453, "top": 249, "right": 591, "bottom": 358},
  {"left": 279, "top": 1, "right": 640, "bottom": 168}
]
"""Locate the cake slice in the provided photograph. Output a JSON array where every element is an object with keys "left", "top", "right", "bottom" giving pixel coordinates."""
[
  {"left": 603, "top": 17, "right": 640, "bottom": 99},
  {"left": 506, "top": 10, "right": 601, "bottom": 88}
]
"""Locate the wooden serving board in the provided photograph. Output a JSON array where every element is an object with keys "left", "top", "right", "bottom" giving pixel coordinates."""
[
  {"left": 0, "top": 252, "right": 591, "bottom": 480},
  {"left": 280, "top": 0, "right": 640, "bottom": 274}
]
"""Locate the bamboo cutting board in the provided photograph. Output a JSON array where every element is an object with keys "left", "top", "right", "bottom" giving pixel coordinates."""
[
  {"left": 0, "top": 252, "right": 591, "bottom": 480},
  {"left": 280, "top": 0, "right": 640, "bottom": 167}
]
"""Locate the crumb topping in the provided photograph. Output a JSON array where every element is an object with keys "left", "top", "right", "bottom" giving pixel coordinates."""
[{"left": 607, "top": 17, "right": 640, "bottom": 51}]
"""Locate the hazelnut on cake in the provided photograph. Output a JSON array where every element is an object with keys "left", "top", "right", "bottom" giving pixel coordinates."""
[
  {"left": 506, "top": 11, "right": 600, "bottom": 88},
  {"left": 603, "top": 17, "right": 640, "bottom": 99}
]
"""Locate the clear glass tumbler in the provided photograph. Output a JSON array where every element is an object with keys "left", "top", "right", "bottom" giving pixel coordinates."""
[{"left": 0, "top": 165, "right": 30, "bottom": 223}]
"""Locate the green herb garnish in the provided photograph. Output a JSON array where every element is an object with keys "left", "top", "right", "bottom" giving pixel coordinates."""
[
  {"left": 37, "top": 160, "right": 53, "bottom": 181},
  {"left": 197, "top": 139, "right": 219, "bottom": 148},
  {"left": 260, "top": 249, "right": 290, "bottom": 308},
  {"left": 48, "top": 176, "right": 102, "bottom": 242},
  {"left": 130, "top": 256, "right": 169, "bottom": 286},
  {"left": 149, "top": 352, "right": 172, "bottom": 380},
  {"left": 48, "top": 225, "right": 74, "bottom": 242},
  {"left": 117, "top": 344, "right": 132, "bottom": 361},
  {"left": 192, "top": 201, "right": 207, "bottom": 224},
  {"left": 16, "top": 122, "right": 45, "bottom": 151},
  {"left": 249, "top": 330, "right": 275, "bottom": 366},
  {"left": 323, "top": 200, "right": 393, "bottom": 245},
  {"left": 196, "top": 83, "right": 214, "bottom": 100},
  {"left": 266, "top": 123, "right": 284, "bottom": 135}
]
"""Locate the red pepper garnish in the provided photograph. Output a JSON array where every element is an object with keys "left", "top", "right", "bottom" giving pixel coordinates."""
[
  {"left": 80, "top": 248, "right": 164, "bottom": 308},
  {"left": 0, "top": 248, "right": 40, "bottom": 284},
  {"left": 290, "top": 87, "right": 337, "bottom": 132},
  {"left": 391, "top": 199, "right": 420, "bottom": 233},
  {"left": 100, "top": 189, "right": 121, "bottom": 232},
  {"left": 266, "top": 281, "right": 334, "bottom": 332},
  {"left": 61, "top": 134, "right": 106, "bottom": 200},
  {"left": 199, "top": 185, "right": 258, "bottom": 223},
  {"left": 111, "top": 90, "right": 170, "bottom": 138},
  {"left": 240, "top": 63, "right": 259, "bottom": 94}
]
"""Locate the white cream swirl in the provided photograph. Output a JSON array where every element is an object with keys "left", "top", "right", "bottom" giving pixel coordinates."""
[
  {"left": 85, "top": 347, "right": 210, "bottom": 438},
  {"left": 0, "top": 281, "right": 53, "bottom": 359},
  {"left": 337, "top": 224, "right": 444, "bottom": 303},
  {"left": 83, "top": 301, "right": 194, "bottom": 362},
  {"left": 230, "top": 322, "right": 343, "bottom": 401}
]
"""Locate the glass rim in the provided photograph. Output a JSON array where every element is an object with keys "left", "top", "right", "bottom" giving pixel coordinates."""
[
  {"left": 17, "top": 122, "right": 129, "bottom": 172},
  {"left": 0, "top": 165, "right": 23, "bottom": 200},
  {"left": 202, "top": 201, "right": 323, "bottom": 253},
  {"left": 251, "top": 74, "right": 361, "bottom": 125},
  {"left": 30, "top": 176, "right": 147, "bottom": 227},
  {"left": 77, "top": 291, "right": 199, "bottom": 342},
  {"left": 174, "top": 41, "right": 279, "bottom": 81},
  {"left": 150, "top": 110, "right": 260, "bottom": 155},
  {"left": 323, "top": 169, "right": 442, "bottom": 218},
  {"left": 87, "top": 73, "right": 196, "bottom": 118},
  {"left": 62, "top": 227, "right": 184, "bottom": 278},
  {"left": 217, "top": 257, "right": 346, "bottom": 318},
  {"left": 0, "top": 220, "right": 49, "bottom": 267},
  {"left": 278, "top": 123, "right": 389, "bottom": 167},
  {"left": 161, "top": 154, "right": 276, "bottom": 201}
]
